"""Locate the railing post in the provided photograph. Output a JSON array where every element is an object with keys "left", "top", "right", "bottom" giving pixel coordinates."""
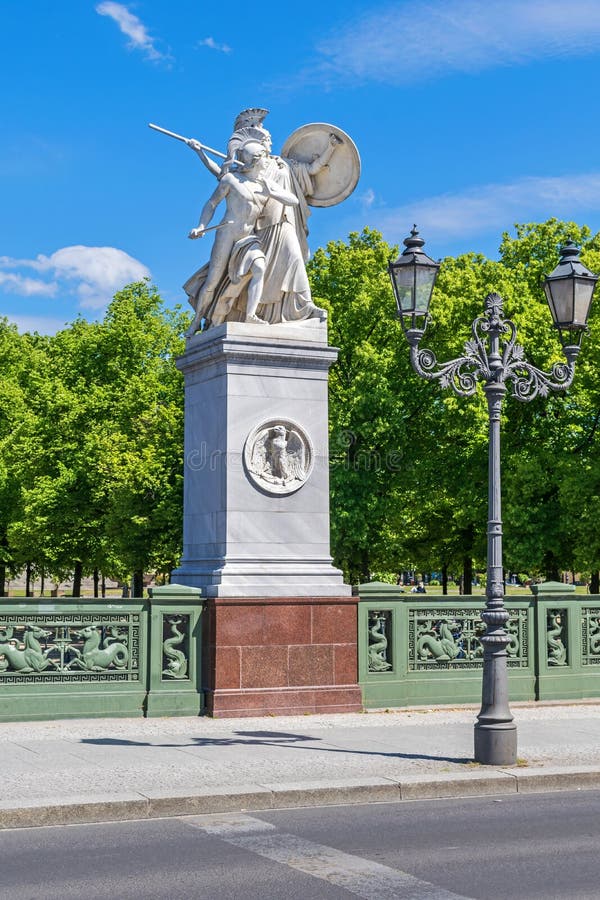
[{"left": 146, "top": 583, "right": 204, "bottom": 717}]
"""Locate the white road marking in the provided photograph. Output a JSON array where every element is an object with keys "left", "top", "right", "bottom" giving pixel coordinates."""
[
  {"left": 187, "top": 814, "right": 472, "bottom": 900},
  {"left": 192, "top": 813, "right": 276, "bottom": 836}
]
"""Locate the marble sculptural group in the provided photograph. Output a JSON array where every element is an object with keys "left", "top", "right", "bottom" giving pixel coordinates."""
[{"left": 181, "top": 108, "right": 360, "bottom": 334}]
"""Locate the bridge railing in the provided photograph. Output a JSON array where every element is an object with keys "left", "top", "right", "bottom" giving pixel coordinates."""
[
  {"left": 359, "top": 582, "right": 600, "bottom": 707},
  {"left": 0, "top": 584, "right": 203, "bottom": 722}
]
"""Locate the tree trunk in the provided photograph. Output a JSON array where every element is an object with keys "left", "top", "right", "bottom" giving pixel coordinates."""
[
  {"left": 132, "top": 570, "right": 144, "bottom": 598},
  {"left": 93, "top": 568, "right": 99, "bottom": 599},
  {"left": 25, "top": 562, "right": 32, "bottom": 597},
  {"left": 0, "top": 564, "right": 6, "bottom": 597},
  {"left": 101, "top": 574, "right": 106, "bottom": 599},
  {"left": 543, "top": 552, "right": 560, "bottom": 582},
  {"left": 359, "top": 550, "right": 370, "bottom": 585},
  {"left": 442, "top": 564, "right": 448, "bottom": 596},
  {"left": 72, "top": 561, "right": 83, "bottom": 597},
  {"left": 591, "top": 571, "right": 600, "bottom": 594},
  {"left": 462, "top": 556, "right": 473, "bottom": 596},
  {"left": 39, "top": 570, "right": 45, "bottom": 597}
]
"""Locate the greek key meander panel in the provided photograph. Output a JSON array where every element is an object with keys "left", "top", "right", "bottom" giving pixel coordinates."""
[
  {"left": 581, "top": 607, "right": 600, "bottom": 666},
  {"left": 406, "top": 607, "right": 528, "bottom": 671},
  {"left": 0, "top": 614, "right": 141, "bottom": 682}
]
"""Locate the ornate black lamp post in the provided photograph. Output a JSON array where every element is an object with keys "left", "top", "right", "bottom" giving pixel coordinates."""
[{"left": 389, "top": 227, "right": 598, "bottom": 765}]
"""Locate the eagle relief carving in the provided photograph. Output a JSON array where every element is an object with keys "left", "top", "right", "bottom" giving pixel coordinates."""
[{"left": 244, "top": 420, "right": 313, "bottom": 495}]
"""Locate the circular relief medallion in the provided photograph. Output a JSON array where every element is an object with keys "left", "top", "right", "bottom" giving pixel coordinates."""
[{"left": 244, "top": 420, "right": 314, "bottom": 495}]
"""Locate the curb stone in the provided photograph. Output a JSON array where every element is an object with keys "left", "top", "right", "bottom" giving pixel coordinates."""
[
  {"left": 399, "top": 771, "right": 516, "bottom": 800},
  {"left": 502, "top": 765, "right": 600, "bottom": 793},
  {"left": 2, "top": 768, "right": 600, "bottom": 830}
]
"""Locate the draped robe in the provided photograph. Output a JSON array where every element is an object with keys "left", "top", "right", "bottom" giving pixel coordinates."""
[{"left": 183, "top": 156, "right": 326, "bottom": 327}]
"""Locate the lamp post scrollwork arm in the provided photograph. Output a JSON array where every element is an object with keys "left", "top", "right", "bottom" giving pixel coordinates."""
[{"left": 407, "top": 292, "right": 580, "bottom": 401}]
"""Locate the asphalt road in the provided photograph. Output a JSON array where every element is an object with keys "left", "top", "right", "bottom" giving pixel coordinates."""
[{"left": 1, "top": 791, "right": 600, "bottom": 899}]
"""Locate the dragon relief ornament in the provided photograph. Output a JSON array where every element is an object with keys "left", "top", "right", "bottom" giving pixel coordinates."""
[
  {"left": 367, "top": 611, "right": 392, "bottom": 672},
  {"left": 162, "top": 616, "right": 189, "bottom": 680},
  {"left": 244, "top": 420, "right": 313, "bottom": 495},
  {"left": 0, "top": 624, "right": 55, "bottom": 673}
]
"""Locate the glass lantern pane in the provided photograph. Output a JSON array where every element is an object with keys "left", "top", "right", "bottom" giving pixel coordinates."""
[
  {"left": 415, "top": 267, "right": 436, "bottom": 314},
  {"left": 391, "top": 266, "right": 415, "bottom": 314},
  {"left": 573, "top": 278, "right": 595, "bottom": 327},
  {"left": 395, "top": 284, "right": 414, "bottom": 314},
  {"left": 545, "top": 277, "right": 574, "bottom": 326},
  {"left": 543, "top": 282, "right": 557, "bottom": 322}
]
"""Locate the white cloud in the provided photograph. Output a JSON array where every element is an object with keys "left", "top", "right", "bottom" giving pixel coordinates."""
[
  {"left": 359, "top": 188, "right": 376, "bottom": 209},
  {"left": 315, "top": 0, "right": 600, "bottom": 84},
  {"left": 372, "top": 172, "right": 600, "bottom": 242},
  {"left": 0, "top": 246, "right": 151, "bottom": 310},
  {"left": 0, "top": 255, "right": 49, "bottom": 272},
  {"left": 96, "top": 2, "right": 169, "bottom": 63},
  {"left": 198, "top": 37, "right": 232, "bottom": 54},
  {"left": 0, "top": 272, "right": 58, "bottom": 296}
]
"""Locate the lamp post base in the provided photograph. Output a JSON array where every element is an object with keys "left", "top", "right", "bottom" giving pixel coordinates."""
[{"left": 474, "top": 722, "right": 517, "bottom": 766}]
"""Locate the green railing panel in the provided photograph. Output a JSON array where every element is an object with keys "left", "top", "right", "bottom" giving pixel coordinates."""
[
  {"left": 0, "top": 600, "right": 148, "bottom": 721},
  {"left": 359, "top": 586, "right": 535, "bottom": 707},
  {"left": 0, "top": 585, "right": 204, "bottom": 722}
]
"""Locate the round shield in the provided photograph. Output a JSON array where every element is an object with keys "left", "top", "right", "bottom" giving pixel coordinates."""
[{"left": 281, "top": 123, "right": 360, "bottom": 208}]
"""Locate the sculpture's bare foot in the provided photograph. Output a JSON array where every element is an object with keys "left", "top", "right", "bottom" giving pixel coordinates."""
[
  {"left": 309, "top": 304, "right": 328, "bottom": 322},
  {"left": 246, "top": 314, "right": 267, "bottom": 325},
  {"left": 186, "top": 318, "right": 202, "bottom": 338}
]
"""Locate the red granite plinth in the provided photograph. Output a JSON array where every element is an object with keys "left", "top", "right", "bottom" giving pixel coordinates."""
[{"left": 202, "top": 596, "right": 362, "bottom": 717}]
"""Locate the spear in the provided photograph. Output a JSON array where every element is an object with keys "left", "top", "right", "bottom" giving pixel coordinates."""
[
  {"left": 148, "top": 123, "right": 227, "bottom": 160},
  {"left": 190, "top": 221, "right": 234, "bottom": 238}
]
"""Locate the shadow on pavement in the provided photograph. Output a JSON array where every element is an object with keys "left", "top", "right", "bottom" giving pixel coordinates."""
[{"left": 79, "top": 729, "right": 471, "bottom": 764}]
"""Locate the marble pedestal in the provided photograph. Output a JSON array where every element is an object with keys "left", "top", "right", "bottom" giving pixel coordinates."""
[
  {"left": 172, "top": 320, "right": 350, "bottom": 599},
  {"left": 172, "top": 321, "right": 360, "bottom": 716}
]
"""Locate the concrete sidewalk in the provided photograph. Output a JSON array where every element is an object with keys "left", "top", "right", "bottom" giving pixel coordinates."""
[{"left": 2, "top": 702, "right": 600, "bottom": 829}]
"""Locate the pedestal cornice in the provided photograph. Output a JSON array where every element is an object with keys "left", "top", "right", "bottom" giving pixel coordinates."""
[{"left": 177, "top": 321, "right": 340, "bottom": 373}]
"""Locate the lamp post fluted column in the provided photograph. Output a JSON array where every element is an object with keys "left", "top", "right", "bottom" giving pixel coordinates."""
[
  {"left": 390, "top": 230, "right": 596, "bottom": 765},
  {"left": 476, "top": 376, "right": 515, "bottom": 762}
]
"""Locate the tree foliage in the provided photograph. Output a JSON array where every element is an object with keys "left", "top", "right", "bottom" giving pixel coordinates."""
[
  {"left": 4, "top": 218, "right": 600, "bottom": 595},
  {"left": 309, "top": 221, "right": 600, "bottom": 584},
  {"left": 3, "top": 282, "right": 186, "bottom": 594}
]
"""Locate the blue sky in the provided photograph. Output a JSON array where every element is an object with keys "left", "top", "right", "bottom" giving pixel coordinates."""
[{"left": 2, "top": 0, "right": 600, "bottom": 333}]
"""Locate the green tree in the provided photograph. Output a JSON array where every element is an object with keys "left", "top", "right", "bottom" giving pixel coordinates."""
[
  {"left": 8, "top": 281, "right": 187, "bottom": 596},
  {"left": 309, "top": 231, "right": 492, "bottom": 585},
  {"left": 309, "top": 229, "right": 417, "bottom": 582},
  {"left": 0, "top": 320, "right": 40, "bottom": 595},
  {"left": 310, "top": 221, "right": 600, "bottom": 586},
  {"left": 498, "top": 220, "right": 600, "bottom": 579},
  {"left": 94, "top": 282, "right": 187, "bottom": 595},
  {"left": 9, "top": 319, "right": 111, "bottom": 592}
]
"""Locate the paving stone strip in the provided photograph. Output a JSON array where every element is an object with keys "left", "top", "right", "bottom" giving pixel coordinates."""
[{"left": 3, "top": 704, "right": 600, "bottom": 829}]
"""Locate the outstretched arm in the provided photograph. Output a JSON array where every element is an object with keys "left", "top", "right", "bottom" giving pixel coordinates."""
[
  {"left": 189, "top": 180, "right": 228, "bottom": 239},
  {"left": 187, "top": 139, "right": 221, "bottom": 178},
  {"left": 307, "top": 133, "right": 343, "bottom": 175}
]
